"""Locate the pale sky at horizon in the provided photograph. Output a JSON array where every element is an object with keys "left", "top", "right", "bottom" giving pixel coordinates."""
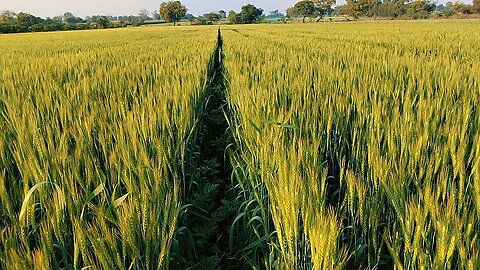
[
  {"left": 1, "top": 0, "right": 473, "bottom": 18},
  {"left": 1, "top": 0, "right": 296, "bottom": 18}
]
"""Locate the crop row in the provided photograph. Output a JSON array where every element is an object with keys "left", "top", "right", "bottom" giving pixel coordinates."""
[
  {"left": 222, "top": 22, "right": 480, "bottom": 269},
  {"left": 1, "top": 22, "right": 480, "bottom": 269},
  {"left": 0, "top": 27, "right": 216, "bottom": 269}
]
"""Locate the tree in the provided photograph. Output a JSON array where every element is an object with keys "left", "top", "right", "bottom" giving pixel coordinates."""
[
  {"left": 405, "top": 0, "right": 435, "bottom": 18},
  {"left": 474, "top": 0, "right": 480, "bottom": 13},
  {"left": 139, "top": 9, "right": 150, "bottom": 21},
  {"left": 312, "top": 0, "right": 336, "bottom": 20},
  {"left": 0, "top": 10, "right": 16, "bottom": 23},
  {"left": 64, "top": 15, "right": 75, "bottom": 22},
  {"left": 432, "top": 4, "right": 455, "bottom": 17},
  {"left": 270, "top": 9, "right": 279, "bottom": 17},
  {"left": 96, "top": 16, "right": 109, "bottom": 29},
  {"left": 448, "top": 1, "right": 473, "bottom": 13},
  {"left": 159, "top": 1, "right": 187, "bottom": 25},
  {"left": 228, "top": 10, "right": 238, "bottom": 23},
  {"left": 206, "top": 12, "right": 220, "bottom": 23},
  {"left": 293, "top": 1, "right": 318, "bottom": 22},
  {"left": 286, "top": 7, "right": 295, "bottom": 18},
  {"left": 268, "top": 9, "right": 279, "bottom": 17},
  {"left": 266, "top": 9, "right": 285, "bottom": 18},
  {"left": 372, "top": 0, "right": 406, "bottom": 18},
  {"left": 232, "top": 4, "right": 264, "bottom": 24},
  {"left": 218, "top": 10, "right": 227, "bottom": 18},
  {"left": 152, "top": 10, "right": 161, "bottom": 20},
  {"left": 16, "top": 12, "right": 42, "bottom": 26},
  {"left": 63, "top": 12, "right": 83, "bottom": 24},
  {"left": 342, "top": 0, "right": 377, "bottom": 18},
  {"left": 63, "top": 12, "right": 74, "bottom": 22}
]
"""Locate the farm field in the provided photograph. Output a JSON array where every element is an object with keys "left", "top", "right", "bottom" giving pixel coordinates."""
[
  {"left": 0, "top": 27, "right": 218, "bottom": 269},
  {"left": 1, "top": 21, "right": 480, "bottom": 269},
  {"left": 223, "top": 22, "right": 480, "bottom": 269}
]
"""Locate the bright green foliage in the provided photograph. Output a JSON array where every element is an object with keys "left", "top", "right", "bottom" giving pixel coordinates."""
[{"left": 0, "top": 26, "right": 216, "bottom": 269}]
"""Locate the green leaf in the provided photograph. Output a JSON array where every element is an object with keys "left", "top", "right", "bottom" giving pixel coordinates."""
[
  {"left": 247, "top": 216, "right": 264, "bottom": 227},
  {"left": 19, "top": 181, "right": 50, "bottom": 224},
  {"left": 111, "top": 193, "right": 129, "bottom": 208},
  {"left": 80, "top": 183, "right": 105, "bottom": 220},
  {"left": 267, "top": 120, "right": 299, "bottom": 130},
  {"left": 230, "top": 212, "right": 246, "bottom": 252},
  {"left": 248, "top": 119, "right": 262, "bottom": 134},
  {"left": 239, "top": 235, "right": 268, "bottom": 252},
  {"left": 86, "top": 183, "right": 105, "bottom": 203}
]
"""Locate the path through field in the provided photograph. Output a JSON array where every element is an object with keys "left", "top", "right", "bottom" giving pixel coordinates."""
[{"left": 1, "top": 22, "right": 480, "bottom": 269}]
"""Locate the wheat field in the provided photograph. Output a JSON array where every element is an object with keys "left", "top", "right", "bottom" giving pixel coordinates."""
[
  {"left": 0, "top": 27, "right": 216, "bottom": 269},
  {"left": 1, "top": 21, "right": 480, "bottom": 269},
  {"left": 223, "top": 22, "right": 480, "bottom": 269}
]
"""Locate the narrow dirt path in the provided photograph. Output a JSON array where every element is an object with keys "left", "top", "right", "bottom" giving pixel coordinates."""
[{"left": 173, "top": 29, "right": 239, "bottom": 270}]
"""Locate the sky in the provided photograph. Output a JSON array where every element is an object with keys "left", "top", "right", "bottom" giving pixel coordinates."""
[
  {"left": 1, "top": 0, "right": 297, "bottom": 18},
  {"left": 1, "top": 0, "right": 473, "bottom": 18}
]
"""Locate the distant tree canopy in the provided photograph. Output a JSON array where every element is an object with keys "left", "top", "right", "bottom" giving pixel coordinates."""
[
  {"left": 0, "top": 10, "right": 131, "bottom": 34},
  {"left": 371, "top": 0, "right": 406, "bottom": 18},
  {"left": 405, "top": 0, "right": 436, "bottom": 18},
  {"left": 288, "top": 0, "right": 336, "bottom": 21},
  {"left": 2, "top": 0, "right": 480, "bottom": 34},
  {"left": 63, "top": 12, "right": 85, "bottom": 24},
  {"left": 336, "top": 0, "right": 464, "bottom": 19},
  {"left": 229, "top": 4, "right": 264, "bottom": 24},
  {"left": 266, "top": 10, "right": 285, "bottom": 18},
  {"left": 0, "top": 6, "right": 204, "bottom": 34},
  {"left": 293, "top": 1, "right": 318, "bottom": 22},
  {"left": 206, "top": 12, "right": 221, "bottom": 23},
  {"left": 0, "top": 10, "right": 16, "bottom": 22},
  {"left": 152, "top": 10, "right": 161, "bottom": 20},
  {"left": 96, "top": 16, "right": 109, "bottom": 29},
  {"left": 341, "top": 0, "right": 377, "bottom": 18},
  {"left": 447, "top": 1, "right": 474, "bottom": 14},
  {"left": 312, "top": 0, "right": 336, "bottom": 19},
  {"left": 159, "top": 1, "right": 187, "bottom": 25},
  {"left": 218, "top": 10, "right": 227, "bottom": 18},
  {"left": 474, "top": 0, "right": 480, "bottom": 13},
  {"left": 228, "top": 10, "right": 237, "bottom": 21},
  {"left": 288, "top": 0, "right": 479, "bottom": 20},
  {"left": 138, "top": 9, "right": 151, "bottom": 21},
  {"left": 0, "top": 10, "right": 65, "bottom": 33},
  {"left": 16, "top": 12, "right": 43, "bottom": 26}
]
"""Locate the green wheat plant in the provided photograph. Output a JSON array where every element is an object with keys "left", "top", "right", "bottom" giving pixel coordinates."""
[
  {"left": 0, "top": 26, "right": 216, "bottom": 269},
  {"left": 222, "top": 21, "right": 480, "bottom": 269}
]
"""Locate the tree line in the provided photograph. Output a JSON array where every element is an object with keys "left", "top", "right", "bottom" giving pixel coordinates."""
[
  {"left": 0, "top": 11, "right": 91, "bottom": 34},
  {"left": 159, "top": 2, "right": 265, "bottom": 25},
  {"left": 0, "top": 10, "right": 159, "bottom": 34},
  {"left": 1, "top": 0, "right": 479, "bottom": 34},
  {"left": 0, "top": 1, "right": 266, "bottom": 34},
  {"left": 288, "top": 0, "right": 480, "bottom": 21}
]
